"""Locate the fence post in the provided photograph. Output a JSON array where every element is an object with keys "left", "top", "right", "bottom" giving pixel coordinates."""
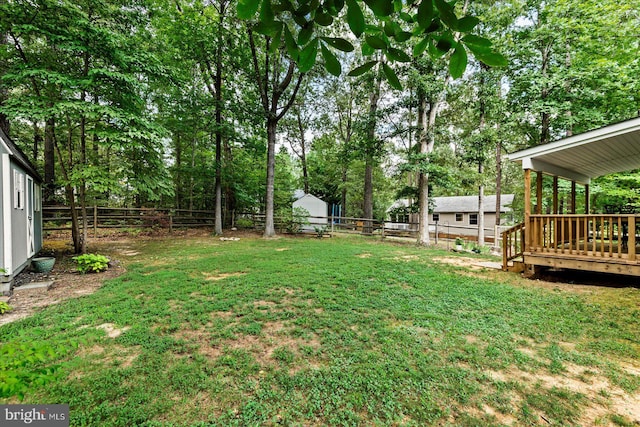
[
  {"left": 330, "top": 215, "right": 334, "bottom": 234},
  {"left": 169, "top": 212, "right": 173, "bottom": 233},
  {"left": 93, "top": 205, "right": 98, "bottom": 237}
]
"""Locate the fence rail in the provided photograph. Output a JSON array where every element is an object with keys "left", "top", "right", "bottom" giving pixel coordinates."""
[{"left": 43, "top": 206, "right": 508, "bottom": 247}]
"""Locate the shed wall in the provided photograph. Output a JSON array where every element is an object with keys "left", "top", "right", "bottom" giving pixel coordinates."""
[{"left": 10, "top": 162, "right": 29, "bottom": 274}]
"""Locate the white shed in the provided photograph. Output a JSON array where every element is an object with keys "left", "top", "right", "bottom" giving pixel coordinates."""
[
  {"left": 293, "top": 193, "right": 328, "bottom": 231},
  {"left": 1, "top": 129, "right": 43, "bottom": 294}
]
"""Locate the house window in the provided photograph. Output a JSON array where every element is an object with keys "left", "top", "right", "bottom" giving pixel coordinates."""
[
  {"left": 469, "top": 213, "right": 478, "bottom": 225},
  {"left": 455, "top": 213, "right": 463, "bottom": 222},
  {"left": 432, "top": 213, "right": 440, "bottom": 222},
  {"left": 13, "top": 170, "right": 24, "bottom": 210}
]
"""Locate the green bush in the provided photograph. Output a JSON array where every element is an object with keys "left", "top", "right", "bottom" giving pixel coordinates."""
[
  {"left": 73, "top": 253, "right": 110, "bottom": 274},
  {"left": 278, "top": 206, "right": 310, "bottom": 233},
  {"left": 235, "top": 217, "right": 254, "bottom": 229},
  {"left": 0, "top": 341, "right": 76, "bottom": 399},
  {"left": 0, "top": 301, "right": 12, "bottom": 315}
]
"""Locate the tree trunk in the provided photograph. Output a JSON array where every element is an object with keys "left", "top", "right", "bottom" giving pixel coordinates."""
[
  {"left": 477, "top": 163, "right": 485, "bottom": 246},
  {"left": 495, "top": 135, "right": 502, "bottom": 228},
  {"left": 417, "top": 90, "right": 430, "bottom": 245},
  {"left": 175, "top": 133, "right": 182, "bottom": 209},
  {"left": 213, "top": 1, "right": 226, "bottom": 235},
  {"left": 44, "top": 117, "right": 55, "bottom": 204},
  {"left": 363, "top": 70, "right": 381, "bottom": 233},
  {"left": 263, "top": 117, "right": 277, "bottom": 237},
  {"left": 540, "top": 44, "right": 551, "bottom": 144}
]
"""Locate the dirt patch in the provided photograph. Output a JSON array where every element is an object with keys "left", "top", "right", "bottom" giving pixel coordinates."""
[
  {"left": 275, "top": 248, "right": 290, "bottom": 252},
  {"left": 356, "top": 253, "right": 372, "bottom": 258},
  {"left": 484, "top": 362, "right": 640, "bottom": 425},
  {"left": 434, "top": 256, "right": 497, "bottom": 271},
  {"left": 97, "top": 323, "right": 130, "bottom": 338},
  {"left": 202, "top": 272, "right": 246, "bottom": 281},
  {"left": 1, "top": 261, "right": 125, "bottom": 326}
]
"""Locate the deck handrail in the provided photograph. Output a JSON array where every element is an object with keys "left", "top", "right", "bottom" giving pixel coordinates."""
[
  {"left": 501, "top": 222, "right": 525, "bottom": 269},
  {"left": 526, "top": 213, "right": 637, "bottom": 262}
]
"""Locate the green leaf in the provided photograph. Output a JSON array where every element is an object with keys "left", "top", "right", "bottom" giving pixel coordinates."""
[
  {"left": 347, "top": 60, "right": 377, "bottom": 76},
  {"left": 428, "top": 39, "right": 446, "bottom": 58},
  {"left": 260, "top": 0, "right": 275, "bottom": 23},
  {"left": 461, "top": 34, "right": 492, "bottom": 50},
  {"left": 298, "top": 22, "right": 315, "bottom": 45},
  {"left": 321, "top": 37, "right": 355, "bottom": 52},
  {"left": 237, "top": 0, "right": 260, "bottom": 19},
  {"left": 284, "top": 26, "right": 299, "bottom": 60},
  {"left": 469, "top": 49, "right": 508, "bottom": 67},
  {"left": 435, "top": 37, "right": 453, "bottom": 53},
  {"left": 253, "top": 21, "right": 283, "bottom": 37},
  {"left": 382, "top": 62, "right": 402, "bottom": 90},
  {"left": 321, "top": 43, "right": 342, "bottom": 76},
  {"left": 394, "top": 31, "right": 413, "bottom": 42},
  {"left": 365, "top": 35, "right": 388, "bottom": 50},
  {"left": 416, "top": 0, "right": 434, "bottom": 29},
  {"left": 269, "top": 27, "right": 282, "bottom": 53},
  {"left": 399, "top": 12, "right": 413, "bottom": 22},
  {"left": 413, "top": 37, "right": 429, "bottom": 56},
  {"left": 456, "top": 16, "right": 479, "bottom": 32},
  {"left": 346, "top": 0, "right": 365, "bottom": 37},
  {"left": 361, "top": 42, "right": 375, "bottom": 56},
  {"left": 449, "top": 44, "right": 467, "bottom": 78},
  {"left": 363, "top": 0, "right": 394, "bottom": 17},
  {"left": 315, "top": 9, "right": 334, "bottom": 26},
  {"left": 299, "top": 38, "right": 319, "bottom": 72},
  {"left": 387, "top": 47, "right": 411, "bottom": 62},
  {"left": 434, "top": 0, "right": 457, "bottom": 29},
  {"left": 384, "top": 21, "right": 395, "bottom": 37}
]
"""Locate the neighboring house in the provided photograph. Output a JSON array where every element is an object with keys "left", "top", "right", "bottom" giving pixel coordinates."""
[
  {"left": 432, "top": 194, "right": 515, "bottom": 230},
  {"left": 1, "top": 129, "right": 43, "bottom": 293},
  {"left": 293, "top": 192, "right": 328, "bottom": 231},
  {"left": 387, "top": 194, "right": 515, "bottom": 238}
]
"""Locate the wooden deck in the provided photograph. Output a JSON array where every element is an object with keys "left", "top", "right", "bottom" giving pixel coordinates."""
[{"left": 503, "top": 214, "right": 640, "bottom": 276}]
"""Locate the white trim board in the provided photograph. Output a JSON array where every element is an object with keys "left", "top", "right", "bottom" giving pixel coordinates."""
[{"left": 2, "top": 153, "right": 12, "bottom": 275}]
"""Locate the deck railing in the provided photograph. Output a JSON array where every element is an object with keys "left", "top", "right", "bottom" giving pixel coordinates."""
[
  {"left": 528, "top": 214, "right": 638, "bottom": 261},
  {"left": 501, "top": 222, "right": 525, "bottom": 269}
]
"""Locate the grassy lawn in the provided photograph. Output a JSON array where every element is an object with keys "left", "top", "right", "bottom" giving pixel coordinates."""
[{"left": 1, "top": 233, "right": 639, "bottom": 426}]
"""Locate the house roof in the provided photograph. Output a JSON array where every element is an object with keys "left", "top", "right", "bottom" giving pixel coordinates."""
[
  {"left": 390, "top": 195, "right": 515, "bottom": 214},
  {"left": 293, "top": 193, "right": 326, "bottom": 205},
  {"left": 507, "top": 116, "right": 640, "bottom": 185},
  {"left": 0, "top": 128, "right": 42, "bottom": 181},
  {"left": 433, "top": 194, "right": 514, "bottom": 214}
]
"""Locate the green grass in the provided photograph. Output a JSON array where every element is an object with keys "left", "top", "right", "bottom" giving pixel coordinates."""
[{"left": 1, "top": 234, "right": 639, "bottom": 426}]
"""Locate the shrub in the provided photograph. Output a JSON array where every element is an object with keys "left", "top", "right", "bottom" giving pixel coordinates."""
[
  {"left": 278, "top": 206, "right": 310, "bottom": 233},
  {"left": 235, "top": 217, "right": 254, "bottom": 229},
  {"left": 314, "top": 226, "right": 327, "bottom": 238},
  {"left": 73, "top": 253, "right": 110, "bottom": 274},
  {"left": 0, "top": 341, "right": 76, "bottom": 399},
  {"left": 0, "top": 301, "right": 12, "bottom": 315}
]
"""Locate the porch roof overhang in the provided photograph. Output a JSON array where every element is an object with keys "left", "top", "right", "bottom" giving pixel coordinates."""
[{"left": 506, "top": 117, "right": 640, "bottom": 185}]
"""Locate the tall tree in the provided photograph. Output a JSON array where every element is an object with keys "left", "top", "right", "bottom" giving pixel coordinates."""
[{"left": 247, "top": 27, "right": 304, "bottom": 237}]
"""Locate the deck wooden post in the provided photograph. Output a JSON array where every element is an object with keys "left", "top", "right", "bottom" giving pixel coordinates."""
[
  {"left": 524, "top": 169, "right": 532, "bottom": 250},
  {"left": 584, "top": 184, "right": 590, "bottom": 214},
  {"left": 571, "top": 181, "right": 576, "bottom": 214},
  {"left": 629, "top": 216, "right": 636, "bottom": 261},
  {"left": 553, "top": 176, "right": 559, "bottom": 214},
  {"left": 536, "top": 172, "right": 543, "bottom": 214}
]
